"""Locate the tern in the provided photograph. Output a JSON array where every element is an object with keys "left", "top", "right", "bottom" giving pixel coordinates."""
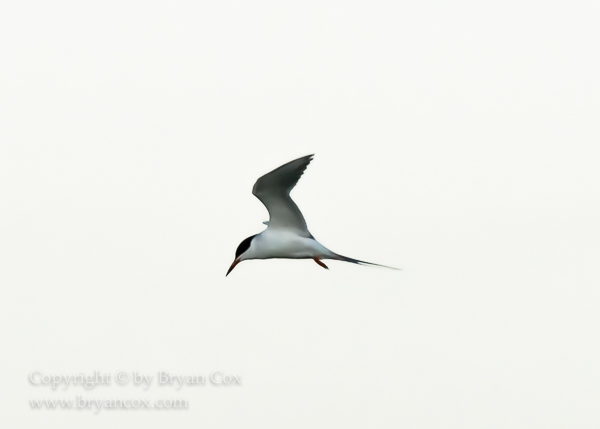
[{"left": 226, "top": 154, "right": 398, "bottom": 276}]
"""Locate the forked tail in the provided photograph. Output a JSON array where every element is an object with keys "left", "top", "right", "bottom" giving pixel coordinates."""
[{"left": 331, "top": 253, "right": 400, "bottom": 270}]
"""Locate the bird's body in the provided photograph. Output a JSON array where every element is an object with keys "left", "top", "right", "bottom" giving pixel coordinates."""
[
  {"left": 243, "top": 229, "right": 334, "bottom": 260},
  {"left": 226, "top": 154, "right": 397, "bottom": 275}
]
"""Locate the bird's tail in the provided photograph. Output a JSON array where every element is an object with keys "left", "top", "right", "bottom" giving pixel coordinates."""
[{"left": 330, "top": 253, "right": 400, "bottom": 270}]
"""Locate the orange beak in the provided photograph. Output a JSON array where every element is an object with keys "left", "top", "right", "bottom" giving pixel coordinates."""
[{"left": 226, "top": 258, "right": 241, "bottom": 276}]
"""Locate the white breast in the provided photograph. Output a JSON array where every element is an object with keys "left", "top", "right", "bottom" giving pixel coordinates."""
[{"left": 246, "top": 229, "right": 331, "bottom": 260}]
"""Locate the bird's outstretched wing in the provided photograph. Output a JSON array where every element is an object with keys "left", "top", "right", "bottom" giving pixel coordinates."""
[{"left": 252, "top": 154, "right": 313, "bottom": 236}]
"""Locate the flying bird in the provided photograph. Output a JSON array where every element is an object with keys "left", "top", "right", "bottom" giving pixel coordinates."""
[{"left": 227, "top": 155, "right": 398, "bottom": 276}]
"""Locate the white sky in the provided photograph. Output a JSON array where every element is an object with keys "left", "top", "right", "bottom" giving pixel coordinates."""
[{"left": 1, "top": 1, "right": 599, "bottom": 428}]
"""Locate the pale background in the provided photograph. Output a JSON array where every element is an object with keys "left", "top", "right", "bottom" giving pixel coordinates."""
[{"left": 1, "top": 1, "right": 599, "bottom": 428}]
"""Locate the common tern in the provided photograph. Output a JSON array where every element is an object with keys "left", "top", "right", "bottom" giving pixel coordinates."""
[{"left": 226, "top": 155, "right": 398, "bottom": 276}]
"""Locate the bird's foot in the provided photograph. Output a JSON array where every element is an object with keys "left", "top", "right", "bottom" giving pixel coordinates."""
[{"left": 313, "top": 257, "right": 329, "bottom": 270}]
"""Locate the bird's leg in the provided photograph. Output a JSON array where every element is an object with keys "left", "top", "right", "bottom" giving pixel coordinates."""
[{"left": 313, "top": 257, "right": 329, "bottom": 270}]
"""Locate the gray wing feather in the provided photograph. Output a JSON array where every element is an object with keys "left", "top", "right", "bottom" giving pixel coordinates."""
[{"left": 252, "top": 154, "right": 314, "bottom": 235}]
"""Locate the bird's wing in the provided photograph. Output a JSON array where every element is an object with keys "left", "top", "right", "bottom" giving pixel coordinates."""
[{"left": 252, "top": 154, "right": 314, "bottom": 236}]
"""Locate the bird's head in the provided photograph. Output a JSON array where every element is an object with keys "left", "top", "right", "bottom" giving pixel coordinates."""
[{"left": 226, "top": 234, "right": 257, "bottom": 276}]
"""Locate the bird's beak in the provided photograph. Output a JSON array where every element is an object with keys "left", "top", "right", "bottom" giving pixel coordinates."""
[{"left": 226, "top": 258, "right": 241, "bottom": 276}]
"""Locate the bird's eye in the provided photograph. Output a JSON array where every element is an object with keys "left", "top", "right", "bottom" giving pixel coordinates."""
[{"left": 235, "top": 235, "right": 256, "bottom": 258}]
